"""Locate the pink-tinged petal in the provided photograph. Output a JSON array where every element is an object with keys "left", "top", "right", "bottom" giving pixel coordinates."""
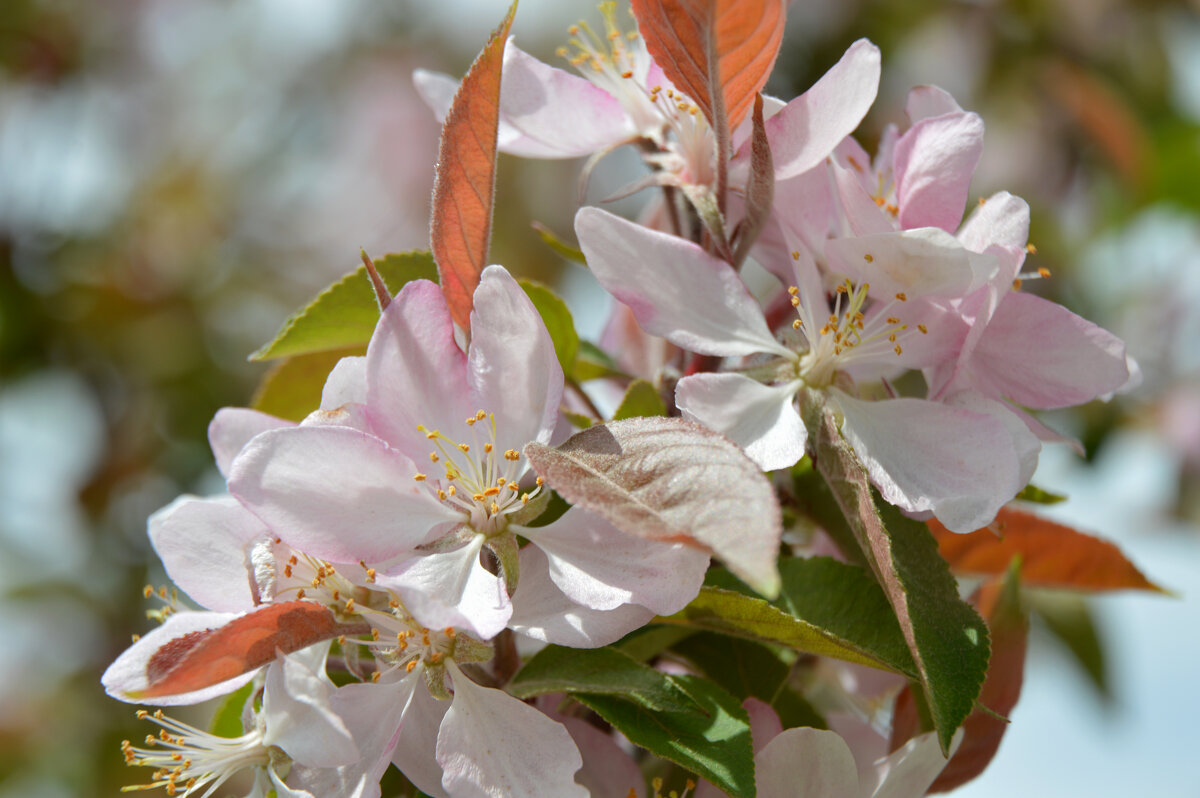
[
  {"left": 102, "top": 611, "right": 252, "bottom": 705},
  {"left": 229, "top": 426, "right": 460, "bottom": 564},
  {"left": 468, "top": 265, "right": 564, "bottom": 452},
  {"left": 830, "top": 159, "right": 894, "bottom": 238},
  {"left": 438, "top": 660, "right": 587, "bottom": 798},
  {"left": 494, "top": 43, "right": 636, "bottom": 158},
  {"left": 868, "top": 730, "right": 958, "bottom": 798},
  {"left": 261, "top": 646, "right": 356, "bottom": 767},
  {"left": 519, "top": 507, "right": 709, "bottom": 615},
  {"left": 756, "top": 728, "right": 859, "bottom": 798},
  {"left": 758, "top": 166, "right": 837, "bottom": 276},
  {"left": 766, "top": 39, "right": 881, "bottom": 180},
  {"left": 413, "top": 68, "right": 532, "bottom": 158},
  {"left": 390, "top": 673, "right": 451, "bottom": 798},
  {"left": 268, "top": 768, "right": 318, "bottom": 798},
  {"left": 576, "top": 207, "right": 788, "bottom": 358},
  {"left": 365, "top": 279, "right": 475, "bottom": 458},
  {"left": 508, "top": 545, "right": 654, "bottom": 648},
  {"left": 943, "top": 390, "right": 1041, "bottom": 490},
  {"left": 956, "top": 192, "right": 1029, "bottom": 260},
  {"left": 148, "top": 495, "right": 262, "bottom": 613},
  {"left": 835, "top": 393, "right": 1022, "bottom": 532},
  {"left": 904, "top": 85, "right": 963, "bottom": 123},
  {"left": 971, "top": 291, "right": 1131, "bottom": 409},
  {"left": 676, "top": 373, "right": 806, "bottom": 472},
  {"left": 893, "top": 112, "right": 984, "bottom": 233},
  {"left": 743, "top": 697, "right": 784, "bottom": 754},
  {"left": 558, "top": 714, "right": 646, "bottom": 798},
  {"left": 300, "top": 674, "right": 423, "bottom": 798},
  {"left": 826, "top": 228, "right": 984, "bottom": 298},
  {"left": 375, "top": 537, "right": 512, "bottom": 641},
  {"left": 300, "top": 402, "right": 371, "bottom": 432},
  {"left": 208, "top": 408, "right": 293, "bottom": 477},
  {"left": 320, "top": 355, "right": 367, "bottom": 410}
]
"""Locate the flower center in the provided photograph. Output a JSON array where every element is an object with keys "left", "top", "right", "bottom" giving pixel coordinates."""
[
  {"left": 121, "top": 709, "right": 272, "bottom": 797},
  {"left": 413, "top": 409, "right": 544, "bottom": 536}
]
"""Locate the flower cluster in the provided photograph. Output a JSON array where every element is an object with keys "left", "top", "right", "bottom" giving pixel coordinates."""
[{"left": 102, "top": 3, "right": 1136, "bottom": 797}]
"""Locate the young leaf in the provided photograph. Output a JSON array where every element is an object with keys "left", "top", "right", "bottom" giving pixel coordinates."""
[
  {"left": 136, "top": 602, "right": 365, "bottom": 700},
  {"left": 532, "top": 220, "right": 587, "bottom": 265},
  {"left": 612, "top": 379, "right": 668, "bottom": 420},
  {"left": 663, "top": 565, "right": 918, "bottom": 677},
  {"left": 802, "top": 392, "right": 990, "bottom": 753},
  {"left": 577, "top": 674, "right": 755, "bottom": 798},
  {"left": 250, "top": 252, "right": 437, "bottom": 361},
  {"left": 519, "top": 279, "right": 579, "bottom": 373},
  {"left": 251, "top": 346, "right": 363, "bottom": 423},
  {"left": 1014, "top": 483, "right": 1067, "bottom": 505},
  {"left": 892, "top": 564, "right": 1029, "bottom": 793},
  {"left": 930, "top": 507, "right": 1167, "bottom": 593},
  {"left": 630, "top": 0, "right": 786, "bottom": 131},
  {"left": 524, "top": 416, "right": 782, "bottom": 598},
  {"left": 429, "top": 2, "right": 516, "bottom": 331},
  {"left": 509, "top": 645, "right": 699, "bottom": 713}
]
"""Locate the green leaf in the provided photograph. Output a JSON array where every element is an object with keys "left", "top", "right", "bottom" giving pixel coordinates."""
[
  {"left": 532, "top": 220, "right": 587, "bottom": 264},
  {"left": 615, "top": 625, "right": 697, "bottom": 663},
  {"left": 770, "top": 686, "right": 827, "bottom": 731},
  {"left": 572, "top": 340, "right": 627, "bottom": 382},
  {"left": 577, "top": 675, "right": 755, "bottom": 798},
  {"left": 251, "top": 346, "right": 363, "bottom": 422},
  {"left": 209, "top": 681, "right": 254, "bottom": 737},
  {"left": 509, "top": 645, "right": 700, "bottom": 713},
  {"left": 801, "top": 392, "right": 990, "bottom": 753},
  {"left": 1014, "top": 483, "right": 1068, "bottom": 505},
  {"left": 613, "top": 378, "right": 667, "bottom": 420},
  {"left": 660, "top": 579, "right": 916, "bottom": 677},
  {"left": 1030, "top": 591, "right": 1110, "bottom": 699},
  {"left": 671, "top": 632, "right": 789, "bottom": 702},
  {"left": 519, "top": 280, "right": 579, "bottom": 373},
  {"left": 251, "top": 251, "right": 437, "bottom": 361}
]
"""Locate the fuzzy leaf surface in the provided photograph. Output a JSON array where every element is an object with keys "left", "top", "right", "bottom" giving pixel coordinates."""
[{"left": 509, "top": 645, "right": 700, "bottom": 713}]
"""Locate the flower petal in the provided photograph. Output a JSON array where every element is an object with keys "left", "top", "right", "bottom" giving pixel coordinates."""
[
  {"left": 320, "top": 355, "right": 367, "bottom": 410},
  {"left": 229, "top": 426, "right": 460, "bottom": 564},
  {"left": 766, "top": 39, "right": 881, "bottom": 180},
  {"left": 365, "top": 279, "right": 475, "bottom": 458},
  {"left": 375, "top": 536, "right": 512, "bottom": 641},
  {"left": 390, "top": 673, "right": 451, "bottom": 798},
  {"left": 558, "top": 713, "right": 646, "bottom": 798},
  {"left": 904, "top": 85, "right": 963, "bottom": 123},
  {"left": 756, "top": 727, "right": 860, "bottom": 798},
  {"left": 676, "top": 373, "right": 806, "bottom": 472},
  {"left": 519, "top": 507, "right": 709, "bottom": 615},
  {"left": 893, "top": 112, "right": 984, "bottom": 233},
  {"left": 835, "top": 393, "right": 1022, "bottom": 532},
  {"left": 825, "top": 228, "right": 986, "bottom": 298},
  {"left": 261, "top": 645, "right": 357, "bottom": 768},
  {"left": 208, "top": 408, "right": 293, "bottom": 478},
  {"left": 576, "top": 207, "right": 788, "bottom": 358},
  {"left": 508, "top": 545, "right": 654, "bottom": 648},
  {"left": 468, "top": 265, "right": 564, "bottom": 453},
  {"left": 148, "top": 494, "right": 263, "bottom": 613},
  {"left": 868, "top": 730, "right": 957, "bottom": 798},
  {"left": 438, "top": 660, "right": 587, "bottom": 798},
  {"left": 101, "top": 611, "right": 252, "bottom": 706}
]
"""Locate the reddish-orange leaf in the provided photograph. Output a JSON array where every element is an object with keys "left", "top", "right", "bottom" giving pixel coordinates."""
[
  {"left": 891, "top": 570, "right": 1029, "bottom": 793},
  {"left": 429, "top": 2, "right": 516, "bottom": 332},
  {"left": 631, "top": 0, "right": 786, "bottom": 131},
  {"left": 930, "top": 507, "right": 1166, "bottom": 593},
  {"left": 140, "top": 601, "right": 350, "bottom": 699}
]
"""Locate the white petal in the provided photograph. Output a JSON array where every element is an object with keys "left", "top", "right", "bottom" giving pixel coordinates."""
[
  {"left": 756, "top": 727, "right": 860, "bottom": 798},
  {"left": 868, "top": 730, "right": 958, "bottom": 798},
  {"left": 261, "top": 646, "right": 356, "bottom": 767},
  {"left": 893, "top": 112, "right": 985, "bottom": 233},
  {"left": 320, "top": 356, "right": 367, "bottom": 410},
  {"left": 390, "top": 671, "right": 452, "bottom": 798},
  {"left": 208, "top": 407, "right": 293, "bottom": 477},
  {"left": 468, "top": 265, "right": 564, "bottom": 452},
  {"left": 825, "top": 228, "right": 983, "bottom": 298},
  {"left": 101, "top": 611, "right": 253, "bottom": 706},
  {"left": 835, "top": 393, "right": 1022, "bottom": 532},
  {"left": 558, "top": 713, "right": 645, "bottom": 798},
  {"left": 375, "top": 537, "right": 512, "bottom": 641},
  {"left": 229, "top": 426, "right": 460, "bottom": 564},
  {"left": 767, "top": 40, "right": 881, "bottom": 180},
  {"left": 676, "top": 374, "right": 806, "bottom": 472},
  {"left": 519, "top": 507, "right": 709, "bottom": 615},
  {"left": 148, "top": 494, "right": 262, "bottom": 613},
  {"left": 508, "top": 545, "right": 654, "bottom": 648},
  {"left": 904, "top": 85, "right": 963, "bottom": 123},
  {"left": 438, "top": 661, "right": 587, "bottom": 798},
  {"left": 576, "top": 207, "right": 789, "bottom": 358}
]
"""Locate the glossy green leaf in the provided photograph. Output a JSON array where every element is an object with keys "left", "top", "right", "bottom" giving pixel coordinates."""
[
  {"left": 508, "top": 645, "right": 699, "bottom": 713},
  {"left": 251, "top": 346, "right": 363, "bottom": 422},
  {"left": 250, "top": 251, "right": 437, "bottom": 361},
  {"left": 519, "top": 279, "right": 579, "bottom": 373},
  {"left": 616, "top": 625, "right": 697, "bottom": 663},
  {"left": 613, "top": 378, "right": 667, "bottom": 420},
  {"left": 209, "top": 681, "right": 254, "bottom": 738},
  {"left": 577, "top": 674, "right": 755, "bottom": 798},
  {"left": 801, "top": 391, "right": 990, "bottom": 753},
  {"left": 672, "top": 632, "right": 789, "bottom": 702}
]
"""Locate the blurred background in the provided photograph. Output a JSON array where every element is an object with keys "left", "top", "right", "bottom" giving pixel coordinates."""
[{"left": 1, "top": 0, "right": 1197, "bottom": 795}]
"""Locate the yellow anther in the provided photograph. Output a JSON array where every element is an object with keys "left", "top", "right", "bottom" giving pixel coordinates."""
[
  {"left": 1037, "top": 266, "right": 1051, "bottom": 278},
  {"left": 787, "top": 285, "right": 799, "bottom": 295},
  {"left": 143, "top": 585, "right": 154, "bottom": 598},
  {"left": 895, "top": 292, "right": 907, "bottom": 301},
  {"left": 472, "top": 493, "right": 486, "bottom": 502},
  {"left": 508, "top": 483, "right": 520, "bottom": 492},
  {"left": 847, "top": 155, "right": 863, "bottom": 172},
  {"left": 894, "top": 345, "right": 903, "bottom": 355},
  {"left": 445, "top": 627, "right": 457, "bottom": 637},
  {"left": 429, "top": 651, "right": 445, "bottom": 664},
  {"left": 426, "top": 431, "right": 438, "bottom": 440},
  {"left": 885, "top": 203, "right": 898, "bottom": 215},
  {"left": 917, "top": 324, "right": 928, "bottom": 334},
  {"left": 568, "top": 24, "right": 579, "bottom": 35},
  {"left": 491, "top": 502, "right": 500, "bottom": 514},
  {"left": 790, "top": 296, "right": 800, "bottom": 307},
  {"left": 414, "top": 473, "right": 427, "bottom": 482},
  {"left": 792, "top": 319, "right": 802, "bottom": 330},
  {"left": 497, "top": 478, "right": 507, "bottom": 486},
  {"left": 621, "top": 69, "right": 633, "bottom": 78},
  {"left": 345, "top": 598, "right": 355, "bottom": 612},
  {"left": 476, "top": 409, "right": 487, "bottom": 420},
  {"left": 484, "top": 487, "right": 501, "bottom": 497},
  {"left": 1012, "top": 278, "right": 1023, "bottom": 290},
  {"left": 1027, "top": 243, "right": 1038, "bottom": 254},
  {"left": 448, "top": 486, "right": 457, "bottom": 497},
  {"left": 136, "top": 709, "right": 148, "bottom": 719},
  {"left": 505, "top": 449, "right": 520, "bottom": 461},
  {"left": 979, "top": 196, "right": 987, "bottom": 206},
  {"left": 458, "top": 443, "right": 470, "bottom": 453},
  {"left": 836, "top": 284, "right": 848, "bottom": 294},
  {"left": 864, "top": 253, "right": 874, "bottom": 262},
  {"left": 484, "top": 443, "right": 493, "bottom": 454},
  {"left": 437, "top": 489, "right": 447, "bottom": 501},
  {"left": 888, "top": 333, "right": 897, "bottom": 342},
  {"left": 791, "top": 250, "right": 801, "bottom": 260},
  {"left": 887, "top": 317, "right": 900, "bottom": 324},
  {"left": 331, "top": 589, "right": 340, "bottom": 601},
  {"left": 874, "top": 196, "right": 886, "bottom": 207},
  {"left": 429, "top": 452, "right": 439, "bottom": 463},
  {"left": 406, "top": 660, "right": 418, "bottom": 673},
  {"left": 296, "top": 589, "right": 305, "bottom": 599},
  {"left": 536, "top": 476, "right": 545, "bottom": 486}
]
